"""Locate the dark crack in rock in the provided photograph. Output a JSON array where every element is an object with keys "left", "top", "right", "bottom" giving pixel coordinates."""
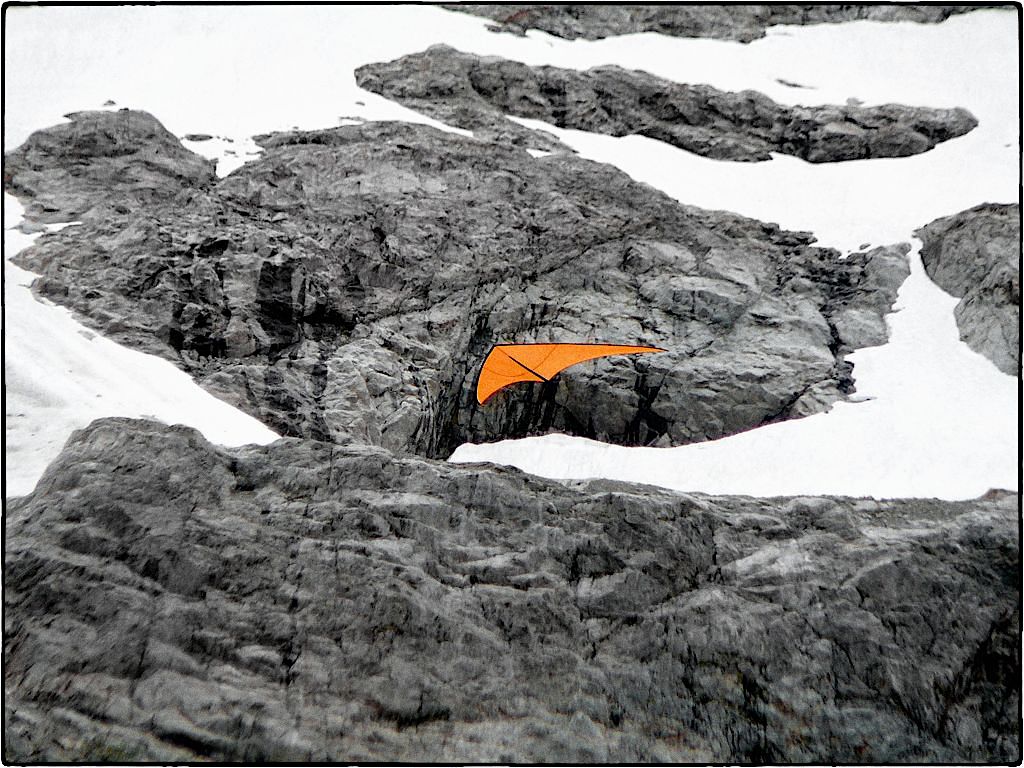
[
  {"left": 6, "top": 110, "right": 909, "bottom": 454},
  {"left": 3, "top": 418, "right": 1019, "bottom": 762},
  {"left": 6, "top": 110, "right": 909, "bottom": 456},
  {"left": 356, "top": 46, "right": 978, "bottom": 163},
  {"left": 916, "top": 203, "right": 1020, "bottom": 375},
  {"left": 443, "top": 4, "right": 980, "bottom": 43}
]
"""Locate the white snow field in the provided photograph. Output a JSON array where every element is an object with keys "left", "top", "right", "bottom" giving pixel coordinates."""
[
  {"left": 3, "top": 6, "right": 1019, "bottom": 499},
  {"left": 3, "top": 195, "right": 280, "bottom": 497}
]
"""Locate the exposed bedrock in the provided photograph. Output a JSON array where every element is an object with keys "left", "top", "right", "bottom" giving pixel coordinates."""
[
  {"left": 442, "top": 4, "right": 980, "bottom": 43},
  {"left": 4, "top": 418, "right": 1019, "bottom": 762},
  {"left": 6, "top": 110, "right": 909, "bottom": 456},
  {"left": 4, "top": 109, "right": 216, "bottom": 222},
  {"left": 915, "top": 203, "right": 1020, "bottom": 375},
  {"left": 355, "top": 46, "right": 978, "bottom": 163}
]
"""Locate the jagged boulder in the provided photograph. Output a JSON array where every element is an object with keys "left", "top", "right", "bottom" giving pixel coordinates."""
[
  {"left": 4, "top": 418, "right": 1019, "bottom": 762},
  {"left": 916, "top": 203, "right": 1020, "bottom": 375},
  {"left": 356, "top": 46, "right": 978, "bottom": 163},
  {"left": 6, "top": 111, "right": 908, "bottom": 457}
]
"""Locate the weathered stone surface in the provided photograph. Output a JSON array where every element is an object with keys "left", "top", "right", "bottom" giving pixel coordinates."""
[
  {"left": 4, "top": 418, "right": 1019, "bottom": 762},
  {"left": 6, "top": 110, "right": 908, "bottom": 457},
  {"left": 3, "top": 109, "right": 215, "bottom": 222},
  {"left": 916, "top": 203, "right": 1020, "bottom": 375},
  {"left": 356, "top": 46, "right": 978, "bottom": 163},
  {"left": 443, "top": 4, "right": 979, "bottom": 43}
]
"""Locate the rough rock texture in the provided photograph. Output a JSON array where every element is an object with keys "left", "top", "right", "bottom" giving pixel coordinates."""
[
  {"left": 4, "top": 418, "right": 1019, "bottom": 762},
  {"left": 356, "top": 46, "right": 978, "bottom": 163},
  {"left": 6, "top": 110, "right": 909, "bottom": 457},
  {"left": 916, "top": 203, "right": 1020, "bottom": 375},
  {"left": 443, "top": 4, "right": 979, "bottom": 43},
  {"left": 3, "top": 109, "right": 216, "bottom": 222}
]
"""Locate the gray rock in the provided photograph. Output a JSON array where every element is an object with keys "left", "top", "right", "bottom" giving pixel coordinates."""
[
  {"left": 6, "top": 110, "right": 908, "bottom": 457},
  {"left": 355, "top": 46, "right": 978, "bottom": 163},
  {"left": 916, "top": 203, "right": 1020, "bottom": 374},
  {"left": 4, "top": 109, "right": 215, "bottom": 222},
  {"left": 4, "top": 418, "right": 1019, "bottom": 762},
  {"left": 443, "top": 4, "right": 979, "bottom": 43}
]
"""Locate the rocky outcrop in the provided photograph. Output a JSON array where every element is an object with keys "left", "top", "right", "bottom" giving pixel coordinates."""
[
  {"left": 356, "top": 47, "right": 978, "bottom": 163},
  {"left": 6, "top": 110, "right": 908, "bottom": 457},
  {"left": 4, "top": 418, "right": 1019, "bottom": 762},
  {"left": 3, "top": 109, "right": 215, "bottom": 222},
  {"left": 916, "top": 204, "right": 1020, "bottom": 375},
  {"left": 443, "top": 4, "right": 979, "bottom": 43}
]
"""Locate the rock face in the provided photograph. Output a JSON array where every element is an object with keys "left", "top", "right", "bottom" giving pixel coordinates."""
[
  {"left": 356, "top": 47, "right": 978, "bottom": 163},
  {"left": 4, "top": 109, "right": 216, "bottom": 222},
  {"left": 444, "top": 4, "right": 978, "bottom": 42},
  {"left": 4, "top": 418, "right": 1019, "bottom": 762},
  {"left": 916, "top": 204, "right": 1020, "bottom": 375},
  {"left": 6, "top": 110, "right": 909, "bottom": 457}
]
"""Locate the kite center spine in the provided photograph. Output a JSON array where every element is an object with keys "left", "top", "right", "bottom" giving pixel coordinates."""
[{"left": 501, "top": 351, "right": 550, "bottom": 382}]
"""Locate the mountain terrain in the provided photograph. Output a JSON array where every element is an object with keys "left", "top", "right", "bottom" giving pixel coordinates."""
[
  {"left": 2, "top": 7, "right": 1019, "bottom": 763},
  {"left": 6, "top": 109, "right": 914, "bottom": 457}
]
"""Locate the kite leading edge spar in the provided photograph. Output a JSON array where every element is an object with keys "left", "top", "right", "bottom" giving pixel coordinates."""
[{"left": 476, "top": 343, "right": 665, "bottom": 405}]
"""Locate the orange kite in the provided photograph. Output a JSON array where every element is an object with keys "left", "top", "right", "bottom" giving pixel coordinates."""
[{"left": 476, "top": 343, "right": 665, "bottom": 404}]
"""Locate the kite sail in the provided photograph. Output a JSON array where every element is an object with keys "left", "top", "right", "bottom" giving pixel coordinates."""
[{"left": 476, "top": 343, "right": 665, "bottom": 404}]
